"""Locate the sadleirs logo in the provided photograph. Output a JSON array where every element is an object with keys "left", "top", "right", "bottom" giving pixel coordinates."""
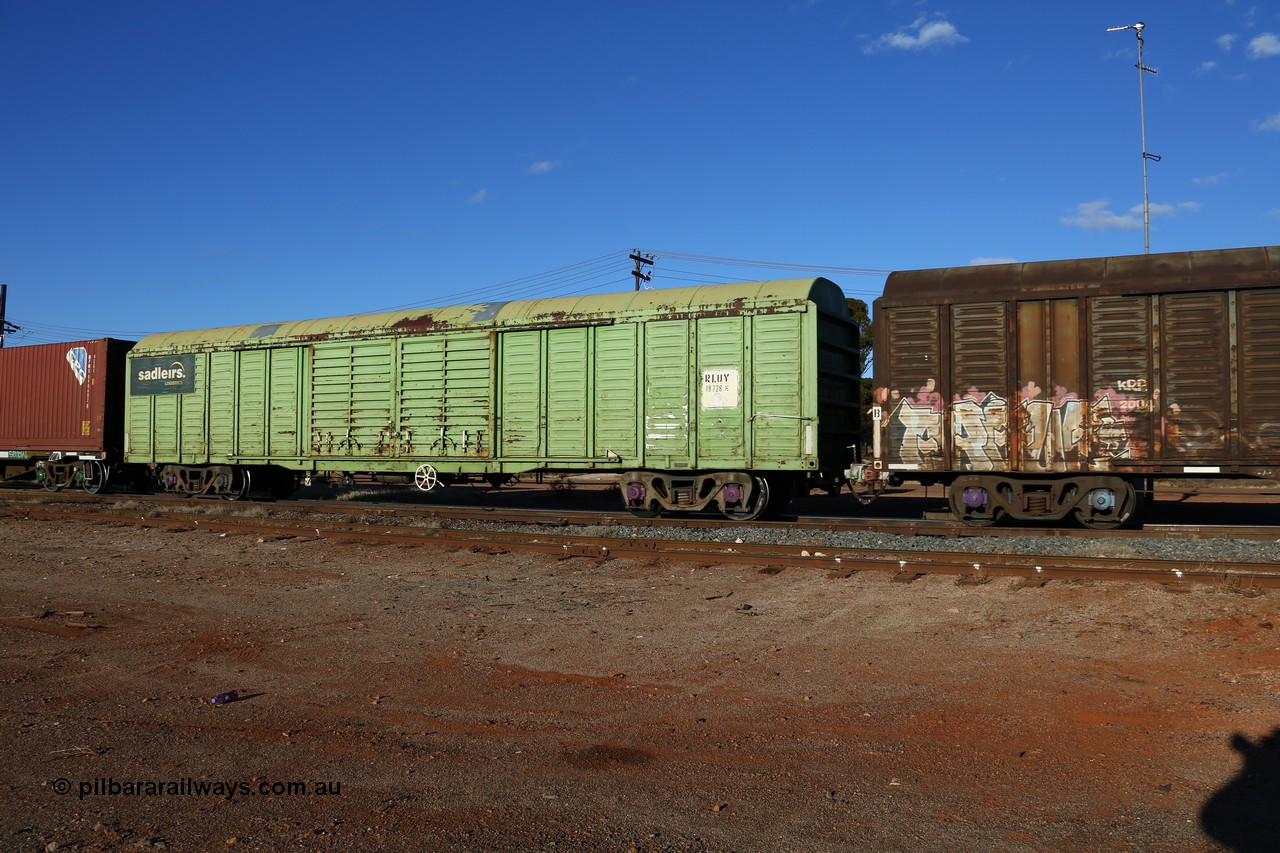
[
  {"left": 136, "top": 362, "right": 187, "bottom": 382},
  {"left": 131, "top": 354, "right": 196, "bottom": 395},
  {"left": 66, "top": 347, "right": 88, "bottom": 385}
]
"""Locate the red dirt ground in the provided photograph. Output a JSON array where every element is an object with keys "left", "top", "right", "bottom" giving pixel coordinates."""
[{"left": 2, "top": 514, "right": 1278, "bottom": 851}]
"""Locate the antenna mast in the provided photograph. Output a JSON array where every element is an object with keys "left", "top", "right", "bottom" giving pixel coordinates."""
[{"left": 1107, "top": 21, "right": 1161, "bottom": 254}]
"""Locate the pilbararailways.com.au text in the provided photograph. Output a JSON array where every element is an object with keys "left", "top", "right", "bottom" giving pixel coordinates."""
[{"left": 52, "top": 777, "right": 342, "bottom": 801}]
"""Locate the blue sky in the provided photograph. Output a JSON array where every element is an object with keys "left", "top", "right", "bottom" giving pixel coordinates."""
[{"left": 1, "top": 1, "right": 1277, "bottom": 342}]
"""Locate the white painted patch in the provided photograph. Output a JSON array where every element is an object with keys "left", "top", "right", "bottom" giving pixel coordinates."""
[{"left": 700, "top": 368, "right": 739, "bottom": 409}]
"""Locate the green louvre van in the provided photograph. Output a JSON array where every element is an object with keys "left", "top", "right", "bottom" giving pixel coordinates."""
[{"left": 125, "top": 279, "right": 858, "bottom": 518}]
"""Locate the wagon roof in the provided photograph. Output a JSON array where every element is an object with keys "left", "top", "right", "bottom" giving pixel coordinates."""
[
  {"left": 879, "top": 245, "right": 1280, "bottom": 306},
  {"left": 130, "top": 278, "right": 847, "bottom": 354}
]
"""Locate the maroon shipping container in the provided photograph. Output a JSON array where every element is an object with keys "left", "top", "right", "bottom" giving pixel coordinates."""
[{"left": 0, "top": 339, "right": 134, "bottom": 461}]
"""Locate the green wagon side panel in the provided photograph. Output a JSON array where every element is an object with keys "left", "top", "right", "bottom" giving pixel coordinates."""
[
  {"left": 695, "top": 316, "right": 746, "bottom": 463},
  {"left": 153, "top": 394, "right": 179, "bottom": 459},
  {"left": 593, "top": 324, "right": 639, "bottom": 460},
  {"left": 399, "top": 331, "right": 493, "bottom": 459},
  {"left": 237, "top": 350, "right": 267, "bottom": 457},
  {"left": 499, "top": 331, "right": 542, "bottom": 456},
  {"left": 126, "top": 395, "right": 153, "bottom": 460},
  {"left": 182, "top": 355, "right": 208, "bottom": 459},
  {"left": 269, "top": 348, "right": 303, "bottom": 457},
  {"left": 547, "top": 328, "right": 589, "bottom": 457},
  {"left": 643, "top": 320, "right": 691, "bottom": 463},
  {"left": 310, "top": 341, "right": 394, "bottom": 457},
  {"left": 751, "top": 313, "right": 806, "bottom": 464},
  {"left": 209, "top": 351, "right": 236, "bottom": 459}
]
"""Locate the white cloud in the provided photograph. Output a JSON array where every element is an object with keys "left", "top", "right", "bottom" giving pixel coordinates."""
[
  {"left": 863, "top": 16, "right": 968, "bottom": 53},
  {"left": 1139, "top": 201, "right": 1201, "bottom": 217},
  {"left": 1194, "top": 60, "right": 1217, "bottom": 75},
  {"left": 969, "top": 257, "right": 1018, "bottom": 266},
  {"left": 1063, "top": 198, "right": 1200, "bottom": 231},
  {"left": 1255, "top": 112, "right": 1280, "bottom": 131},
  {"left": 1217, "top": 34, "right": 1238, "bottom": 52},
  {"left": 528, "top": 160, "right": 561, "bottom": 175},
  {"left": 1061, "top": 200, "right": 1142, "bottom": 231},
  {"left": 1192, "top": 172, "right": 1230, "bottom": 187},
  {"left": 468, "top": 188, "right": 488, "bottom": 204},
  {"left": 1248, "top": 33, "right": 1280, "bottom": 58}
]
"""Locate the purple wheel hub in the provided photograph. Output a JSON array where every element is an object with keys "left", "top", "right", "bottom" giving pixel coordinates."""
[{"left": 962, "top": 487, "right": 988, "bottom": 509}]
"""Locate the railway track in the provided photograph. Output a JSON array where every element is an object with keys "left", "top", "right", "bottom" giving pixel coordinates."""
[
  {"left": 4, "top": 494, "right": 1279, "bottom": 591},
  {"left": 5, "top": 483, "right": 1280, "bottom": 541}
]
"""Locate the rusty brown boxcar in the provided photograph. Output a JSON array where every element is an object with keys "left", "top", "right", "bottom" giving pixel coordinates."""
[
  {"left": 0, "top": 338, "right": 134, "bottom": 491},
  {"left": 869, "top": 245, "right": 1280, "bottom": 528}
]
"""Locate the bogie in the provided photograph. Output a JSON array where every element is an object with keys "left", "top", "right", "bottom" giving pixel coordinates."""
[
  {"left": 621, "top": 471, "right": 798, "bottom": 521},
  {"left": 947, "top": 474, "right": 1139, "bottom": 529}
]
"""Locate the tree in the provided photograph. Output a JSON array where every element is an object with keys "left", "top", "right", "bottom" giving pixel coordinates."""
[{"left": 845, "top": 298, "right": 873, "bottom": 376}]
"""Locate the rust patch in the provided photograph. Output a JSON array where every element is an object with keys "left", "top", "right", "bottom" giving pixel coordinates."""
[{"left": 390, "top": 313, "right": 450, "bottom": 334}]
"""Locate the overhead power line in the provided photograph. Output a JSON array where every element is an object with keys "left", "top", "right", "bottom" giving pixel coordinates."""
[
  {"left": 7, "top": 249, "right": 885, "bottom": 345},
  {"left": 643, "top": 250, "right": 891, "bottom": 277},
  {"left": 374, "top": 250, "right": 634, "bottom": 312},
  {"left": 368, "top": 249, "right": 888, "bottom": 314}
]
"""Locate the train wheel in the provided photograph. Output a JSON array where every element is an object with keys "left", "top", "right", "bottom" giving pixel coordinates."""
[
  {"left": 1073, "top": 479, "right": 1137, "bottom": 530},
  {"left": 723, "top": 476, "right": 771, "bottom": 522},
  {"left": 414, "top": 464, "right": 439, "bottom": 492},
  {"left": 80, "top": 461, "right": 108, "bottom": 495},
  {"left": 38, "top": 467, "right": 59, "bottom": 492},
  {"left": 219, "top": 468, "right": 252, "bottom": 501},
  {"left": 948, "top": 481, "right": 1005, "bottom": 527},
  {"left": 628, "top": 500, "right": 662, "bottom": 519}
]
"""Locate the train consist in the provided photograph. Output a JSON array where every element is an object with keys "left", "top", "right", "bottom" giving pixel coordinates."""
[{"left": 2, "top": 245, "right": 1278, "bottom": 527}]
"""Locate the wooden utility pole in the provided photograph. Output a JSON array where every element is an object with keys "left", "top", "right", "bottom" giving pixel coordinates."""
[
  {"left": 0, "top": 284, "right": 14, "bottom": 348},
  {"left": 630, "top": 251, "right": 654, "bottom": 291}
]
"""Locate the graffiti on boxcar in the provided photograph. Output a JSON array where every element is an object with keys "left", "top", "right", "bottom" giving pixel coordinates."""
[
  {"left": 1091, "top": 389, "right": 1133, "bottom": 461},
  {"left": 1019, "top": 383, "right": 1085, "bottom": 470},
  {"left": 1162, "top": 400, "right": 1227, "bottom": 454},
  {"left": 879, "top": 382, "right": 944, "bottom": 465},
  {"left": 1091, "top": 385, "right": 1154, "bottom": 461},
  {"left": 950, "top": 388, "right": 1009, "bottom": 470},
  {"left": 880, "top": 380, "right": 1151, "bottom": 469}
]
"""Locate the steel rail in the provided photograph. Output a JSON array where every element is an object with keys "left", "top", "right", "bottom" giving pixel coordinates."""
[
  {"left": 4, "top": 488, "right": 1280, "bottom": 542},
  {"left": 4, "top": 504, "right": 1278, "bottom": 590}
]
